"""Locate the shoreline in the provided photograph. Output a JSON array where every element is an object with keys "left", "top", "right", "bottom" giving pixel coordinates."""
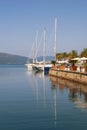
[{"left": 49, "top": 69, "right": 87, "bottom": 85}]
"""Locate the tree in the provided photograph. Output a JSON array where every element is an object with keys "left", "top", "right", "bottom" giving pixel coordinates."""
[
  {"left": 68, "top": 50, "right": 78, "bottom": 60},
  {"left": 80, "top": 48, "right": 87, "bottom": 57},
  {"left": 56, "top": 52, "right": 68, "bottom": 60}
]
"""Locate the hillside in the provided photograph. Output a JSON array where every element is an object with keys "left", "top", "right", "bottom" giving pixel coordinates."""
[
  {"left": 0, "top": 52, "right": 28, "bottom": 65},
  {"left": 0, "top": 52, "right": 54, "bottom": 65}
]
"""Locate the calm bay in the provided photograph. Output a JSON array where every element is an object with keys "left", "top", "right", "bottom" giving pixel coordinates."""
[{"left": 0, "top": 65, "right": 87, "bottom": 130}]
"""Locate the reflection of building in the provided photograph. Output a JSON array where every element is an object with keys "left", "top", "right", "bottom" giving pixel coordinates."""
[
  {"left": 49, "top": 75, "right": 87, "bottom": 110},
  {"left": 59, "top": 84, "right": 65, "bottom": 91},
  {"left": 74, "top": 99, "right": 87, "bottom": 109},
  {"left": 49, "top": 76, "right": 58, "bottom": 88},
  {"left": 69, "top": 88, "right": 78, "bottom": 98}
]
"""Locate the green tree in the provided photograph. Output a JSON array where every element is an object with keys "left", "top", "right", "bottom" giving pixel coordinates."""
[
  {"left": 68, "top": 50, "right": 78, "bottom": 60},
  {"left": 56, "top": 52, "right": 68, "bottom": 60},
  {"left": 80, "top": 48, "right": 87, "bottom": 57}
]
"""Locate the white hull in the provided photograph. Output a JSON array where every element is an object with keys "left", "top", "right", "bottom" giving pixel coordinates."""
[
  {"left": 32, "top": 63, "right": 52, "bottom": 72},
  {"left": 32, "top": 63, "right": 44, "bottom": 71},
  {"left": 25, "top": 63, "right": 33, "bottom": 70}
]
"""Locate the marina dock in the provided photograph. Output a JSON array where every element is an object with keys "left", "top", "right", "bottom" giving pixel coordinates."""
[{"left": 49, "top": 68, "right": 87, "bottom": 85}]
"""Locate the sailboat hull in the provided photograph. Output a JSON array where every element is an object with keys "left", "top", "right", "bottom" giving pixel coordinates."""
[
  {"left": 32, "top": 63, "right": 52, "bottom": 72},
  {"left": 25, "top": 64, "right": 33, "bottom": 70}
]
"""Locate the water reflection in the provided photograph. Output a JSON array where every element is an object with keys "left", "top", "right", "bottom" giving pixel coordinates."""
[
  {"left": 53, "top": 88, "right": 57, "bottom": 127},
  {"left": 50, "top": 77, "right": 57, "bottom": 126},
  {"left": 26, "top": 71, "right": 57, "bottom": 127},
  {"left": 24, "top": 70, "right": 87, "bottom": 129},
  {"left": 49, "top": 75, "right": 87, "bottom": 111},
  {"left": 1, "top": 66, "right": 87, "bottom": 129}
]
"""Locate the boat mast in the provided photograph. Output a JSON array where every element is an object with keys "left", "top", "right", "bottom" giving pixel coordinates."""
[
  {"left": 32, "top": 39, "right": 35, "bottom": 63},
  {"left": 35, "top": 31, "right": 38, "bottom": 63},
  {"left": 54, "top": 18, "right": 57, "bottom": 61},
  {"left": 43, "top": 28, "right": 46, "bottom": 63}
]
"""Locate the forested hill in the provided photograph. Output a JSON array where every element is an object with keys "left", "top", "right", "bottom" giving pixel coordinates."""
[
  {"left": 0, "top": 52, "right": 54, "bottom": 65},
  {"left": 0, "top": 52, "right": 28, "bottom": 65}
]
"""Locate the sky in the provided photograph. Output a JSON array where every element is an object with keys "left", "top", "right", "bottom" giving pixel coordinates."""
[{"left": 0, "top": 0, "right": 87, "bottom": 57}]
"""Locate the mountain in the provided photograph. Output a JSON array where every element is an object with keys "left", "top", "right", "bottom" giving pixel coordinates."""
[
  {"left": 0, "top": 52, "right": 54, "bottom": 65},
  {"left": 0, "top": 52, "right": 28, "bottom": 65},
  {"left": 37, "top": 56, "right": 54, "bottom": 61}
]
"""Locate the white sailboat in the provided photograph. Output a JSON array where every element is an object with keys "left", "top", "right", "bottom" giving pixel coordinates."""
[
  {"left": 44, "top": 18, "right": 57, "bottom": 71},
  {"left": 32, "top": 29, "right": 52, "bottom": 72},
  {"left": 32, "top": 31, "right": 45, "bottom": 71},
  {"left": 33, "top": 18, "right": 57, "bottom": 72},
  {"left": 25, "top": 63, "right": 33, "bottom": 70},
  {"left": 26, "top": 18, "right": 57, "bottom": 72},
  {"left": 25, "top": 31, "right": 40, "bottom": 70}
]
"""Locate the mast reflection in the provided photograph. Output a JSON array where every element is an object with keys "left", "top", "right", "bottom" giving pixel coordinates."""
[
  {"left": 26, "top": 71, "right": 58, "bottom": 127},
  {"left": 51, "top": 77, "right": 57, "bottom": 127}
]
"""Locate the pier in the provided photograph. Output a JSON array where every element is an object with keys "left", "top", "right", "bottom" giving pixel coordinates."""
[{"left": 49, "top": 68, "right": 87, "bottom": 85}]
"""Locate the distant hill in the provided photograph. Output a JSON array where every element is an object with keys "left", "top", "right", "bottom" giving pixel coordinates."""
[
  {"left": 0, "top": 52, "right": 28, "bottom": 65},
  {"left": 0, "top": 52, "right": 54, "bottom": 65},
  {"left": 37, "top": 56, "right": 54, "bottom": 61}
]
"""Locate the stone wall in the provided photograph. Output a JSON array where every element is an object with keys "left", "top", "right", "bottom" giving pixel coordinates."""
[{"left": 49, "top": 69, "right": 87, "bottom": 84}]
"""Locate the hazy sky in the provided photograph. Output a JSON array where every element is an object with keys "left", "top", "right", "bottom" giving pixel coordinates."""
[{"left": 0, "top": 0, "right": 87, "bottom": 56}]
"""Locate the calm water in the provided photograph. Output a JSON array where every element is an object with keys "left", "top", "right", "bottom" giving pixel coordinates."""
[{"left": 0, "top": 65, "right": 87, "bottom": 130}]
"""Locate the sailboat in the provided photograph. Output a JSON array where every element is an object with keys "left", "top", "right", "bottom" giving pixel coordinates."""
[
  {"left": 25, "top": 55, "right": 33, "bottom": 70},
  {"left": 26, "top": 18, "right": 57, "bottom": 72},
  {"left": 32, "top": 29, "right": 52, "bottom": 72},
  {"left": 33, "top": 18, "right": 57, "bottom": 72},
  {"left": 44, "top": 18, "right": 57, "bottom": 71},
  {"left": 25, "top": 32, "right": 37, "bottom": 70},
  {"left": 25, "top": 54, "right": 34, "bottom": 71}
]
